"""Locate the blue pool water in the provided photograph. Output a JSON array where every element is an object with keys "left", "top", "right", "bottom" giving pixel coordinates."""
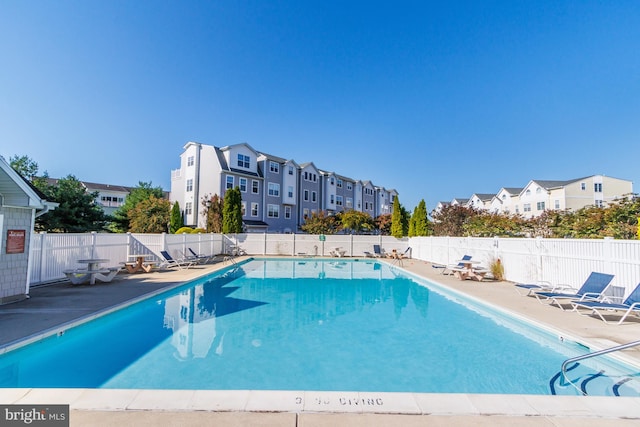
[{"left": 0, "top": 258, "right": 638, "bottom": 395}]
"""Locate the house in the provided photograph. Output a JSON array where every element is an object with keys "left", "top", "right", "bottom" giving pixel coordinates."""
[
  {"left": 467, "top": 193, "right": 495, "bottom": 211},
  {"left": 516, "top": 175, "right": 633, "bottom": 219},
  {"left": 0, "top": 156, "right": 57, "bottom": 304},
  {"left": 170, "top": 141, "right": 399, "bottom": 232},
  {"left": 490, "top": 187, "right": 523, "bottom": 214}
]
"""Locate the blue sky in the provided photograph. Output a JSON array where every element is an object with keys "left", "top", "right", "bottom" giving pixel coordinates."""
[{"left": 1, "top": 1, "right": 639, "bottom": 213}]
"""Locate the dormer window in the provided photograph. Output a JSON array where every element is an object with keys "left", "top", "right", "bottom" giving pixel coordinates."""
[
  {"left": 536, "top": 187, "right": 542, "bottom": 194},
  {"left": 269, "top": 161, "right": 279, "bottom": 173},
  {"left": 237, "top": 154, "right": 250, "bottom": 168}
]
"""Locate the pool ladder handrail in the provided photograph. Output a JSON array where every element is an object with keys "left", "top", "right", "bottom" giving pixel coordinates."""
[{"left": 560, "top": 339, "right": 640, "bottom": 394}]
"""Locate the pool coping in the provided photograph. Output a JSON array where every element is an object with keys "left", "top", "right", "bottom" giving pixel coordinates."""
[{"left": 3, "top": 257, "right": 640, "bottom": 420}]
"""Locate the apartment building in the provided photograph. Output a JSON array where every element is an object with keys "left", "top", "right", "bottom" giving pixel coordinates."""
[{"left": 170, "top": 142, "right": 398, "bottom": 232}]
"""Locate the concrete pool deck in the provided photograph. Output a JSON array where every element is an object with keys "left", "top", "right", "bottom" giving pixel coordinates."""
[{"left": 1, "top": 257, "right": 640, "bottom": 426}]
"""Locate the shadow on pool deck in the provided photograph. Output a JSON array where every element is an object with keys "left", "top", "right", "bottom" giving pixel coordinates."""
[{"left": 2, "top": 256, "right": 640, "bottom": 426}]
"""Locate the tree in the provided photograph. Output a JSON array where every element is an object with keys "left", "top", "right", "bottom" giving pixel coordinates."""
[
  {"left": 36, "top": 175, "right": 108, "bottom": 232},
  {"left": 390, "top": 197, "right": 404, "bottom": 238},
  {"left": 222, "top": 187, "right": 243, "bottom": 233},
  {"left": 169, "top": 201, "right": 184, "bottom": 233},
  {"left": 128, "top": 195, "right": 171, "bottom": 233},
  {"left": 375, "top": 214, "right": 392, "bottom": 235},
  {"left": 9, "top": 155, "right": 39, "bottom": 179},
  {"left": 431, "top": 204, "right": 478, "bottom": 236},
  {"left": 410, "top": 200, "right": 430, "bottom": 236},
  {"left": 301, "top": 211, "right": 341, "bottom": 234},
  {"left": 202, "top": 194, "right": 224, "bottom": 233},
  {"left": 112, "top": 181, "right": 165, "bottom": 232},
  {"left": 339, "top": 210, "right": 374, "bottom": 234}
]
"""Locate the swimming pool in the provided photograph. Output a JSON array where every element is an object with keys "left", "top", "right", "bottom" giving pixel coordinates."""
[{"left": 0, "top": 258, "right": 638, "bottom": 395}]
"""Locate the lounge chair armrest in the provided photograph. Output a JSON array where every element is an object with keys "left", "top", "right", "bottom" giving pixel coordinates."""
[{"left": 576, "top": 292, "right": 603, "bottom": 301}]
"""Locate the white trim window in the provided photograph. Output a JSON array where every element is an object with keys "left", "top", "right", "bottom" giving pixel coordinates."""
[
  {"left": 268, "top": 183, "right": 280, "bottom": 197},
  {"left": 554, "top": 200, "right": 560, "bottom": 209},
  {"left": 594, "top": 183, "right": 602, "bottom": 192},
  {"left": 185, "top": 202, "right": 193, "bottom": 215},
  {"left": 337, "top": 179, "right": 343, "bottom": 188},
  {"left": 267, "top": 204, "right": 279, "bottom": 218},
  {"left": 269, "top": 161, "right": 279, "bottom": 173},
  {"left": 226, "top": 175, "right": 234, "bottom": 189},
  {"left": 287, "top": 186, "right": 294, "bottom": 198},
  {"left": 251, "top": 202, "right": 259, "bottom": 217},
  {"left": 346, "top": 182, "right": 352, "bottom": 191},
  {"left": 303, "top": 208, "right": 309, "bottom": 219},
  {"left": 524, "top": 203, "right": 531, "bottom": 212},
  {"left": 288, "top": 166, "right": 294, "bottom": 175},
  {"left": 186, "top": 179, "right": 193, "bottom": 192},
  {"left": 284, "top": 206, "right": 291, "bottom": 219},
  {"left": 187, "top": 156, "right": 194, "bottom": 166},
  {"left": 239, "top": 178, "right": 247, "bottom": 192},
  {"left": 336, "top": 195, "right": 343, "bottom": 206},
  {"left": 241, "top": 202, "right": 246, "bottom": 216},
  {"left": 536, "top": 201, "right": 545, "bottom": 211},
  {"left": 346, "top": 197, "right": 353, "bottom": 208},
  {"left": 312, "top": 191, "right": 317, "bottom": 202},
  {"left": 304, "top": 190, "right": 309, "bottom": 201},
  {"left": 252, "top": 180, "right": 259, "bottom": 194}
]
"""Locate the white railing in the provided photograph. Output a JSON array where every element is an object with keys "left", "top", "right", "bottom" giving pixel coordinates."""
[{"left": 28, "top": 233, "right": 640, "bottom": 298}]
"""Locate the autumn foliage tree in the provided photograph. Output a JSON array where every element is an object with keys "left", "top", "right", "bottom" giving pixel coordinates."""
[
  {"left": 127, "top": 195, "right": 171, "bottom": 233},
  {"left": 301, "top": 211, "right": 341, "bottom": 234}
]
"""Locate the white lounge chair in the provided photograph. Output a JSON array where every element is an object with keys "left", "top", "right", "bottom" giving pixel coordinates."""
[
  {"left": 160, "top": 251, "right": 195, "bottom": 270},
  {"left": 534, "top": 272, "right": 615, "bottom": 310},
  {"left": 572, "top": 282, "right": 640, "bottom": 324}
]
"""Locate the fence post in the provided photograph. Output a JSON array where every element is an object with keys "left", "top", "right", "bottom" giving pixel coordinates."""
[
  {"left": 603, "top": 237, "right": 614, "bottom": 274},
  {"left": 91, "top": 231, "right": 97, "bottom": 258},
  {"left": 535, "top": 236, "right": 543, "bottom": 282},
  {"left": 36, "top": 232, "right": 46, "bottom": 284}
]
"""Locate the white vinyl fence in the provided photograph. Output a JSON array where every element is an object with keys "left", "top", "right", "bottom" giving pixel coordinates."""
[{"left": 28, "top": 233, "right": 640, "bottom": 298}]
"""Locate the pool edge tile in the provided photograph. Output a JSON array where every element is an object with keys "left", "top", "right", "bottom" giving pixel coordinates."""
[
  {"left": 245, "top": 390, "right": 304, "bottom": 412},
  {"left": 127, "top": 389, "right": 196, "bottom": 410},
  {"left": 71, "top": 389, "right": 141, "bottom": 410},
  {"left": 413, "top": 393, "right": 479, "bottom": 415},
  {"left": 189, "top": 390, "right": 251, "bottom": 411}
]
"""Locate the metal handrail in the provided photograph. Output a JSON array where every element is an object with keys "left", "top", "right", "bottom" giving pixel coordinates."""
[{"left": 561, "top": 339, "right": 640, "bottom": 383}]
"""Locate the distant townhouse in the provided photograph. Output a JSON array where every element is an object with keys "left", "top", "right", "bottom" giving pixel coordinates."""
[
  {"left": 450, "top": 175, "right": 633, "bottom": 219},
  {"left": 170, "top": 141, "right": 398, "bottom": 232}
]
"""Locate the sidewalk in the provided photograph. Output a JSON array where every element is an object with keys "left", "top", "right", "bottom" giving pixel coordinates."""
[{"left": 2, "top": 257, "right": 640, "bottom": 426}]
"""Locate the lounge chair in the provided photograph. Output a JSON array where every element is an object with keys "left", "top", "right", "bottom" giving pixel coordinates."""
[
  {"left": 514, "top": 280, "right": 573, "bottom": 296},
  {"left": 160, "top": 250, "right": 195, "bottom": 270},
  {"left": 441, "top": 255, "right": 472, "bottom": 275},
  {"left": 572, "top": 283, "right": 640, "bottom": 324},
  {"left": 533, "top": 272, "right": 615, "bottom": 310},
  {"left": 372, "top": 244, "right": 386, "bottom": 258},
  {"left": 187, "top": 247, "right": 214, "bottom": 264}
]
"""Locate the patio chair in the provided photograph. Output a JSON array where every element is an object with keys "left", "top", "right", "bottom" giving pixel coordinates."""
[
  {"left": 533, "top": 272, "right": 615, "bottom": 310},
  {"left": 159, "top": 250, "right": 195, "bottom": 270},
  {"left": 572, "top": 282, "right": 640, "bottom": 325}
]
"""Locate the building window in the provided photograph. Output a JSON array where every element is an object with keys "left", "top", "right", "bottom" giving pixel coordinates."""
[
  {"left": 595, "top": 199, "right": 604, "bottom": 207},
  {"left": 337, "top": 179, "right": 343, "bottom": 188},
  {"left": 523, "top": 203, "right": 531, "bottom": 212},
  {"left": 251, "top": 202, "right": 259, "bottom": 217},
  {"left": 288, "top": 166, "right": 294, "bottom": 175},
  {"left": 594, "top": 183, "right": 602, "bottom": 192},
  {"left": 536, "top": 187, "right": 542, "bottom": 194},
  {"left": 269, "top": 161, "right": 279, "bottom": 173},
  {"left": 268, "top": 183, "right": 280, "bottom": 196},
  {"left": 284, "top": 206, "right": 291, "bottom": 219},
  {"left": 581, "top": 182, "right": 586, "bottom": 190},
  {"left": 346, "top": 182, "right": 352, "bottom": 191},
  {"left": 346, "top": 198, "right": 352, "bottom": 208},
  {"left": 330, "top": 194, "right": 335, "bottom": 204},
  {"left": 252, "top": 180, "right": 259, "bottom": 194},
  {"left": 226, "top": 175, "right": 234, "bottom": 189},
  {"left": 239, "top": 178, "right": 247, "bottom": 192},
  {"left": 312, "top": 191, "right": 317, "bottom": 202},
  {"left": 288, "top": 186, "right": 293, "bottom": 198},
  {"left": 187, "top": 156, "right": 194, "bottom": 166},
  {"left": 330, "top": 177, "right": 335, "bottom": 185},
  {"left": 241, "top": 202, "right": 246, "bottom": 216},
  {"left": 336, "top": 195, "right": 343, "bottom": 206},
  {"left": 515, "top": 205, "right": 519, "bottom": 213},
  {"left": 186, "top": 179, "right": 193, "bottom": 192},
  {"left": 304, "top": 190, "right": 309, "bottom": 201},
  {"left": 554, "top": 200, "right": 560, "bottom": 209},
  {"left": 303, "top": 208, "right": 309, "bottom": 219},
  {"left": 267, "top": 204, "right": 279, "bottom": 218},
  {"left": 185, "top": 202, "right": 193, "bottom": 215},
  {"left": 237, "top": 154, "right": 250, "bottom": 168},
  {"left": 537, "top": 201, "right": 545, "bottom": 211},
  {"left": 525, "top": 189, "right": 531, "bottom": 196}
]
